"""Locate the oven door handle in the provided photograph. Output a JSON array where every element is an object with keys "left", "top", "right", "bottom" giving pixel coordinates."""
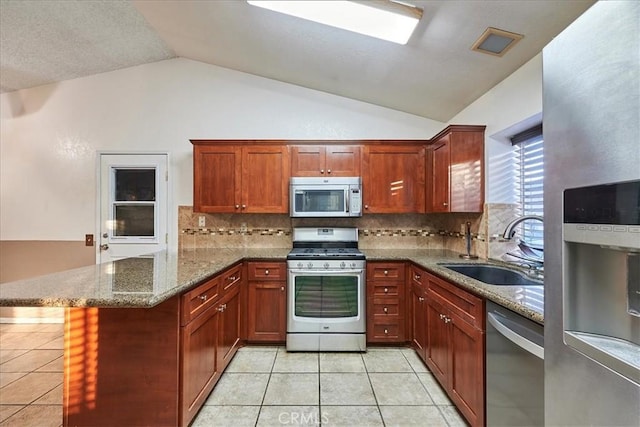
[{"left": 289, "top": 269, "right": 364, "bottom": 275}]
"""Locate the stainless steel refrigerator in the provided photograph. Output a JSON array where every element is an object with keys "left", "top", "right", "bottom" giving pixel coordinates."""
[{"left": 544, "top": 1, "right": 640, "bottom": 425}]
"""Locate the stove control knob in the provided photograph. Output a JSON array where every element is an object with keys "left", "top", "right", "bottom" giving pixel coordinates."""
[
  {"left": 340, "top": 262, "right": 346, "bottom": 269},
  {"left": 324, "top": 262, "right": 330, "bottom": 269},
  {"left": 297, "top": 262, "right": 303, "bottom": 268},
  {"left": 307, "top": 262, "right": 313, "bottom": 269},
  {"left": 351, "top": 262, "right": 357, "bottom": 268}
]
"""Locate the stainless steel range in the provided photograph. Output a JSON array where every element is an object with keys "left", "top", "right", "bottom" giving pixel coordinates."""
[{"left": 286, "top": 227, "right": 366, "bottom": 352}]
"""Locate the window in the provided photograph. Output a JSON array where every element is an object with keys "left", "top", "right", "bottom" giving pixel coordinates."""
[{"left": 512, "top": 124, "right": 544, "bottom": 249}]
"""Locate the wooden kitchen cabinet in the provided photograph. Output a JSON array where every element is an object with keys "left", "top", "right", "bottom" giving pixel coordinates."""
[
  {"left": 362, "top": 144, "right": 426, "bottom": 213},
  {"left": 366, "top": 262, "right": 406, "bottom": 343},
  {"left": 246, "top": 262, "right": 287, "bottom": 343},
  {"left": 424, "top": 271, "right": 485, "bottom": 427},
  {"left": 290, "top": 145, "right": 361, "bottom": 177},
  {"left": 192, "top": 142, "right": 290, "bottom": 213},
  {"left": 409, "top": 264, "right": 428, "bottom": 358},
  {"left": 179, "top": 262, "right": 243, "bottom": 426},
  {"left": 427, "top": 125, "right": 485, "bottom": 213}
]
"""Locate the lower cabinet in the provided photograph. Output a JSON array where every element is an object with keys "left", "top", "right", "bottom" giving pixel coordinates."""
[
  {"left": 179, "top": 263, "right": 243, "bottom": 427},
  {"left": 246, "top": 262, "right": 287, "bottom": 343},
  {"left": 366, "top": 262, "right": 406, "bottom": 343},
  {"left": 422, "top": 271, "right": 485, "bottom": 427},
  {"left": 409, "top": 265, "right": 428, "bottom": 358}
]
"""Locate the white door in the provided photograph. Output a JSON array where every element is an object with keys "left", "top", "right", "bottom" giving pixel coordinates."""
[{"left": 98, "top": 154, "right": 168, "bottom": 263}]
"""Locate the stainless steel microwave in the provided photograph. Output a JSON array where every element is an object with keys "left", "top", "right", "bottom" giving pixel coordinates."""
[{"left": 290, "top": 177, "right": 362, "bottom": 217}]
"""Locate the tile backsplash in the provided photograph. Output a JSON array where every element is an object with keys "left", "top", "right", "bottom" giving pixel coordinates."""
[{"left": 179, "top": 204, "right": 520, "bottom": 260}]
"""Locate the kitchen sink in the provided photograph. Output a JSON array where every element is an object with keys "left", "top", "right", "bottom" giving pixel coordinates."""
[{"left": 440, "top": 264, "right": 542, "bottom": 286}]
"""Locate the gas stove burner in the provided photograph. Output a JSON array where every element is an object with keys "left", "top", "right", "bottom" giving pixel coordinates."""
[{"left": 287, "top": 227, "right": 365, "bottom": 262}]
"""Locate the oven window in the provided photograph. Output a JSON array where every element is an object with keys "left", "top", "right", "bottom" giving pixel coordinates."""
[
  {"left": 294, "top": 190, "right": 345, "bottom": 212},
  {"left": 294, "top": 276, "right": 359, "bottom": 318}
]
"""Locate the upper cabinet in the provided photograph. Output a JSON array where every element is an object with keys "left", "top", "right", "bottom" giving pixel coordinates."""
[
  {"left": 192, "top": 142, "right": 290, "bottom": 213},
  {"left": 427, "top": 125, "right": 485, "bottom": 213},
  {"left": 290, "top": 145, "right": 361, "bottom": 177},
  {"left": 362, "top": 144, "right": 426, "bottom": 213}
]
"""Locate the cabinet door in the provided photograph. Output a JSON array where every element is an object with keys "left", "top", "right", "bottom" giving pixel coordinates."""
[
  {"left": 425, "top": 295, "right": 449, "bottom": 387},
  {"left": 217, "top": 285, "right": 242, "bottom": 370},
  {"left": 362, "top": 145, "right": 425, "bottom": 213},
  {"left": 449, "top": 131, "right": 484, "bottom": 212},
  {"left": 410, "top": 282, "right": 427, "bottom": 360},
  {"left": 325, "top": 145, "right": 361, "bottom": 176},
  {"left": 431, "top": 138, "right": 450, "bottom": 212},
  {"left": 450, "top": 311, "right": 484, "bottom": 427},
  {"left": 241, "top": 145, "right": 290, "bottom": 213},
  {"left": 290, "top": 145, "right": 326, "bottom": 176},
  {"left": 247, "top": 281, "right": 286, "bottom": 342},
  {"left": 180, "top": 304, "right": 220, "bottom": 426},
  {"left": 193, "top": 145, "right": 241, "bottom": 212}
]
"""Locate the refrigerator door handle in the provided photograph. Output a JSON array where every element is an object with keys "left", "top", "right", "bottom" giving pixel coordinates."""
[{"left": 488, "top": 312, "right": 544, "bottom": 360}]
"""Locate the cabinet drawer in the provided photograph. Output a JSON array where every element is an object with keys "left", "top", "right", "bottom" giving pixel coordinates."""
[
  {"left": 247, "top": 262, "right": 286, "bottom": 281},
  {"left": 409, "top": 265, "right": 426, "bottom": 289},
  {"left": 181, "top": 276, "right": 220, "bottom": 325},
  {"left": 221, "top": 264, "right": 243, "bottom": 292},
  {"left": 369, "top": 283, "right": 403, "bottom": 297},
  {"left": 428, "top": 274, "right": 483, "bottom": 329},
  {"left": 371, "top": 298, "right": 401, "bottom": 316},
  {"left": 369, "top": 321, "right": 403, "bottom": 341},
  {"left": 368, "top": 263, "right": 405, "bottom": 281}
]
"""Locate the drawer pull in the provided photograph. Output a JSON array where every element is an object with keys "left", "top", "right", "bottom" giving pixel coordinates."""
[
  {"left": 265, "top": 270, "right": 270, "bottom": 275},
  {"left": 199, "top": 295, "right": 207, "bottom": 301},
  {"left": 418, "top": 297, "right": 424, "bottom": 302},
  {"left": 384, "top": 328, "right": 388, "bottom": 334},
  {"left": 383, "top": 307, "right": 388, "bottom": 313},
  {"left": 228, "top": 276, "right": 236, "bottom": 281},
  {"left": 384, "top": 270, "right": 389, "bottom": 275},
  {"left": 280, "top": 286, "right": 285, "bottom": 291},
  {"left": 384, "top": 287, "right": 388, "bottom": 293},
  {"left": 414, "top": 274, "right": 421, "bottom": 280}
]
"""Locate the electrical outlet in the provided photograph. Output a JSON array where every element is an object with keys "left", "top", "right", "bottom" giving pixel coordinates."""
[
  {"left": 240, "top": 223, "right": 248, "bottom": 233},
  {"left": 198, "top": 216, "right": 206, "bottom": 227},
  {"left": 85, "top": 234, "right": 94, "bottom": 246}
]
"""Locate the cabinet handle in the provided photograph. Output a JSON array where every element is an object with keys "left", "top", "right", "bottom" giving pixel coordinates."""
[
  {"left": 217, "top": 305, "right": 224, "bottom": 312},
  {"left": 383, "top": 307, "right": 388, "bottom": 313},
  {"left": 199, "top": 295, "right": 207, "bottom": 301},
  {"left": 414, "top": 274, "right": 421, "bottom": 280},
  {"left": 265, "top": 269, "right": 270, "bottom": 275},
  {"left": 443, "top": 202, "right": 448, "bottom": 206},
  {"left": 384, "top": 287, "right": 388, "bottom": 293},
  {"left": 384, "top": 329, "right": 389, "bottom": 335},
  {"left": 327, "top": 169, "right": 331, "bottom": 174},
  {"left": 242, "top": 204, "right": 246, "bottom": 209},
  {"left": 280, "top": 286, "right": 285, "bottom": 291},
  {"left": 384, "top": 270, "right": 388, "bottom": 275},
  {"left": 418, "top": 297, "right": 424, "bottom": 302},
  {"left": 444, "top": 317, "right": 451, "bottom": 324},
  {"left": 235, "top": 204, "right": 240, "bottom": 209},
  {"left": 439, "top": 314, "right": 446, "bottom": 320},
  {"left": 320, "top": 169, "right": 324, "bottom": 174},
  {"left": 365, "top": 205, "right": 369, "bottom": 209},
  {"left": 228, "top": 276, "right": 236, "bottom": 281}
]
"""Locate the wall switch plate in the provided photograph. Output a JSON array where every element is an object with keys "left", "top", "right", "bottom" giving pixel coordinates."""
[
  {"left": 198, "top": 216, "right": 206, "bottom": 227},
  {"left": 85, "top": 234, "right": 94, "bottom": 246}
]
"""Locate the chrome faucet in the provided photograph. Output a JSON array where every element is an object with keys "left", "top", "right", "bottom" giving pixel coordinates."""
[
  {"left": 502, "top": 215, "right": 544, "bottom": 274},
  {"left": 502, "top": 215, "right": 544, "bottom": 240}
]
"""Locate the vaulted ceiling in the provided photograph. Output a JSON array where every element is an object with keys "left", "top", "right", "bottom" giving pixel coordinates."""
[{"left": 0, "top": 0, "right": 595, "bottom": 122}]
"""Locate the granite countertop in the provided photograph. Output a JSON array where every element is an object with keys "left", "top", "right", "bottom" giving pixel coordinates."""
[{"left": 0, "top": 247, "right": 543, "bottom": 324}]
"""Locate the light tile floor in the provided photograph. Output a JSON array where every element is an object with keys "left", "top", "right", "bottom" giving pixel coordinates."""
[{"left": 0, "top": 323, "right": 468, "bottom": 426}]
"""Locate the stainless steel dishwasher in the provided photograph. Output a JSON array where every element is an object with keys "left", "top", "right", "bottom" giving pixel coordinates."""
[{"left": 486, "top": 301, "right": 544, "bottom": 426}]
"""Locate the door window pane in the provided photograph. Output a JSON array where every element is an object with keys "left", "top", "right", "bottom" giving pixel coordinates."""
[
  {"left": 115, "top": 169, "right": 155, "bottom": 201},
  {"left": 114, "top": 205, "right": 155, "bottom": 236},
  {"left": 294, "top": 276, "right": 359, "bottom": 318}
]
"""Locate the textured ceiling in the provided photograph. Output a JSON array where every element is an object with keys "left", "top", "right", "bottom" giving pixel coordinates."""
[{"left": 0, "top": 0, "right": 595, "bottom": 122}]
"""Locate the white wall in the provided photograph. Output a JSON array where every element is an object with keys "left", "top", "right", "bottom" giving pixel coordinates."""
[
  {"left": 450, "top": 54, "right": 543, "bottom": 203},
  {"left": 0, "top": 58, "right": 444, "bottom": 248}
]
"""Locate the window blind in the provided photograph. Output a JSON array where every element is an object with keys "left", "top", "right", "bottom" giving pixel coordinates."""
[{"left": 512, "top": 125, "right": 544, "bottom": 248}]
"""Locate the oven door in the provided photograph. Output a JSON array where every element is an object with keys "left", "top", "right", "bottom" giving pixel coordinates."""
[{"left": 287, "top": 269, "right": 365, "bottom": 333}]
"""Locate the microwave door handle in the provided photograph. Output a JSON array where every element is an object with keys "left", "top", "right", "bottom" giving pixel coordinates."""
[{"left": 345, "top": 190, "right": 349, "bottom": 213}]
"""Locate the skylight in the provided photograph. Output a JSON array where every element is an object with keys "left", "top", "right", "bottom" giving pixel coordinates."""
[{"left": 247, "top": 1, "right": 423, "bottom": 45}]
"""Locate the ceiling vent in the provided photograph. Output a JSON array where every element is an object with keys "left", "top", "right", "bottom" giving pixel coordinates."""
[{"left": 471, "top": 27, "right": 523, "bottom": 57}]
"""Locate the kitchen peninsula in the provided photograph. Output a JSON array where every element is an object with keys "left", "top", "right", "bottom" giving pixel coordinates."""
[{"left": 0, "top": 248, "right": 543, "bottom": 426}]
